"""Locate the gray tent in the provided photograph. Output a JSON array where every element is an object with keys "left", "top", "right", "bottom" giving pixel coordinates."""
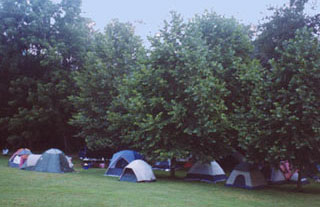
[
  {"left": 119, "top": 160, "right": 156, "bottom": 182},
  {"left": 185, "top": 161, "right": 227, "bottom": 183},
  {"left": 32, "top": 148, "right": 74, "bottom": 173},
  {"left": 225, "top": 163, "right": 267, "bottom": 189}
]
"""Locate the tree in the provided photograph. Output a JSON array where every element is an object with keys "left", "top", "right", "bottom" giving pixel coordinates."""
[
  {"left": 254, "top": 0, "right": 319, "bottom": 68},
  {"left": 69, "top": 20, "right": 145, "bottom": 151},
  {"left": 0, "top": 0, "right": 91, "bottom": 150},
  {"left": 106, "top": 12, "right": 261, "bottom": 176},
  {"left": 191, "top": 11, "right": 263, "bottom": 152},
  {"left": 239, "top": 28, "right": 320, "bottom": 191}
]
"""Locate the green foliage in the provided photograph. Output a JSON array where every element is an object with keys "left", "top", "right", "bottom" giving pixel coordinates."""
[
  {"left": 69, "top": 20, "right": 145, "bottom": 150},
  {"left": 0, "top": 0, "right": 91, "bottom": 150},
  {"left": 239, "top": 28, "right": 320, "bottom": 170},
  {"left": 254, "top": 0, "right": 319, "bottom": 67},
  {"left": 106, "top": 11, "right": 260, "bottom": 162}
]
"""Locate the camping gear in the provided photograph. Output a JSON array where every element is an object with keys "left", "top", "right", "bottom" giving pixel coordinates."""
[
  {"left": 2, "top": 148, "right": 9, "bottom": 155},
  {"left": 32, "top": 148, "right": 74, "bottom": 173},
  {"left": 225, "top": 163, "right": 267, "bottom": 189},
  {"left": 185, "top": 161, "right": 227, "bottom": 183},
  {"left": 270, "top": 161, "right": 309, "bottom": 184},
  {"left": 153, "top": 160, "right": 170, "bottom": 171},
  {"left": 83, "top": 163, "right": 89, "bottom": 170},
  {"left": 105, "top": 150, "right": 143, "bottom": 176},
  {"left": 119, "top": 160, "right": 156, "bottom": 182},
  {"left": 8, "top": 148, "right": 32, "bottom": 168},
  {"left": 21, "top": 154, "right": 41, "bottom": 170}
]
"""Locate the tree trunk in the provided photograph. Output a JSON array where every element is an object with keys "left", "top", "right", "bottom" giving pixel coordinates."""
[
  {"left": 63, "top": 135, "right": 69, "bottom": 153},
  {"left": 170, "top": 157, "right": 176, "bottom": 178},
  {"left": 297, "top": 165, "right": 303, "bottom": 192}
]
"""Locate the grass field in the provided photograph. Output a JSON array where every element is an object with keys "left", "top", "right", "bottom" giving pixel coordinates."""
[{"left": 1, "top": 155, "right": 320, "bottom": 207}]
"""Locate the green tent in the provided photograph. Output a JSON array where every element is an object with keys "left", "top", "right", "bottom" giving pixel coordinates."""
[{"left": 33, "top": 148, "right": 74, "bottom": 173}]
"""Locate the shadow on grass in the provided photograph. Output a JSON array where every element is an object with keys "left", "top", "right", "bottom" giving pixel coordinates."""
[{"left": 265, "top": 183, "right": 320, "bottom": 195}]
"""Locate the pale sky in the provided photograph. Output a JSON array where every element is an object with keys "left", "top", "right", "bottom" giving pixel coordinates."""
[
  {"left": 51, "top": 0, "right": 319, "bottom": 43},
  {"left": 79, "top": 0, "right": 319, "bottom": 43}
]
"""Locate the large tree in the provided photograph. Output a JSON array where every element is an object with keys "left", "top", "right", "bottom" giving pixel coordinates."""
[
  {"left": 69, "top": 20, "right": 146, "bottom": 151},
  {"left": 0, "top": 0, "right": 91, "bottom": 150},
  {"left": 106, "top": 12, "right": 261, "bottom": 176},
  {"left": 191, "top": 11, "right": 263, "bottom": 151},
  {"left": 239, "top": 28, "right": 320, "bottom": 191}
]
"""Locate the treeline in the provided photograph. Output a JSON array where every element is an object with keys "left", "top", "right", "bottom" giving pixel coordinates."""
[{"left": 0, "top": 0, "right": 320, "bottom": 187}]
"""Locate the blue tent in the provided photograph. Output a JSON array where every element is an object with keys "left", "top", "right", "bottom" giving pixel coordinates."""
[{"left": 104, "top": 150, "right": 143, "bottom": 176}]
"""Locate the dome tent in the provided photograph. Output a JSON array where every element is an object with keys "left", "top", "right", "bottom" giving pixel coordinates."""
[
  {"left": 270, "top": 168, "right": 286, "bottom": 184},
  {"left": 119, "top": 160, "right": 156, "bottom": 182},
  {"left": 32, "top": 148, "right": 74, "bottom": 173},
  {"left": 105, "top": 150, "right": 143, "bottom": 177},
  {"left": 8, "top": 148, "right": 32, "bottom": 168},
  {"left": 185, "top": 161, "right": 227, "bottom": 183},
  {"left": 270, "top": 161, "right": 309, "bottom": 185},
  {"left": 225, "top": 162, "right": 267, "bottom": 189}
]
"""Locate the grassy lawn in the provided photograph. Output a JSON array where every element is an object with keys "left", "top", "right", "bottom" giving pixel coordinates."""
[{"left": 0, "top": 155, "right": 320, "bottom": 207}]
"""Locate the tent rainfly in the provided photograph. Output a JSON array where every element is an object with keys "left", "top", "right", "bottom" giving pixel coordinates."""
[
  {"left": 119, "top": 160, "right": 156, "bottom": 182},
  {"left": 105, "top": 150, "right": 143, "bottom": 177},
  {"left": 185, "top": 161, "right": 227, "bottom": 183}
]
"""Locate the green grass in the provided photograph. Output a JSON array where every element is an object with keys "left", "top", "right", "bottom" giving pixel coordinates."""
[{"left": 0, "top": 156, "right": 320, "bottom": 207}]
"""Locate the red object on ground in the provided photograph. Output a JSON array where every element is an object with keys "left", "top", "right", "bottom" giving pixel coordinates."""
[{"left": 184, "top": 161, "right": 193, "bottom": 169}]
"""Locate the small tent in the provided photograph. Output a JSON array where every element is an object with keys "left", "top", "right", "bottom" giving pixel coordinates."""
[
  {"left": 105, "top": 150, "right": 143, "bottom": 177},
  {"left": 8, "top": 148, "right": 32, "bottom": 168},
  {"left": 270, "top": 161, "right": 309, "bottom": 185},
  {"left": 21, "top": 154, "right": 41, "bottom": 170},
  {"left": 270, "top": 168, "right": 286, "bottom": 184},
  {"left": 32, "top": 148, "right": 74, "bottom": 173},
  {"left": 225, "top": 163, "right": 267, "bottom": 189},
  {"left": 185, "top": 161, "right": 227, "bottom": 183},
  {"left": 289, "top": 171, "right": 309, "bottom": 184},
  {"left": 119, "top": 160, "right": 156, "bottom": 182}
]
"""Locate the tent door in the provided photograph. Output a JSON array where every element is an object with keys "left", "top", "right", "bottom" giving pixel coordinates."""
[
  {"left": 234, "top": 175, "right": 246, "bottom": 187},
  {"left": 120, "top": 169, "right": 137, "bottom": 182},
  {"left": 115, "top": 158, "right": 129, "bottom": 168}
]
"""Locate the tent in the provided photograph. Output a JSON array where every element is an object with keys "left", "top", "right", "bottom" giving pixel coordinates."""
[
  {"left": 270, "top": 168, "right": 286, "bottom": 184},
  {"left": 105, "top": 150, "right": 143, "bottom": 177},
  {"left": 21, "top": 154, "right": 41, "bottom": 170},
  {"left": 225, "top": 163, "right": 267, "bottom": 189},
  {"left": 32, "top": 148, "right": 74, "bottom": 173},
  {"left": 185, "top": 161, "right": 227, "bottom": 183},
  {"left": 289, "top": 171, "right": 309, "bottom": 184},
  {"left": 119, "top": 160, "right": 156, "bottom": 182},
  {"left": 8, "top": 148, "right": 32, "bottom": 168},
  {"left": 270, "top": 161, "right": 309, "bottom": 185}
]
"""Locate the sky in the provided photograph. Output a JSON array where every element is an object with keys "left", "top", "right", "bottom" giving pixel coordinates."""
[{"left": 79, "top": 0, "right": 319, "bottom": 43}]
